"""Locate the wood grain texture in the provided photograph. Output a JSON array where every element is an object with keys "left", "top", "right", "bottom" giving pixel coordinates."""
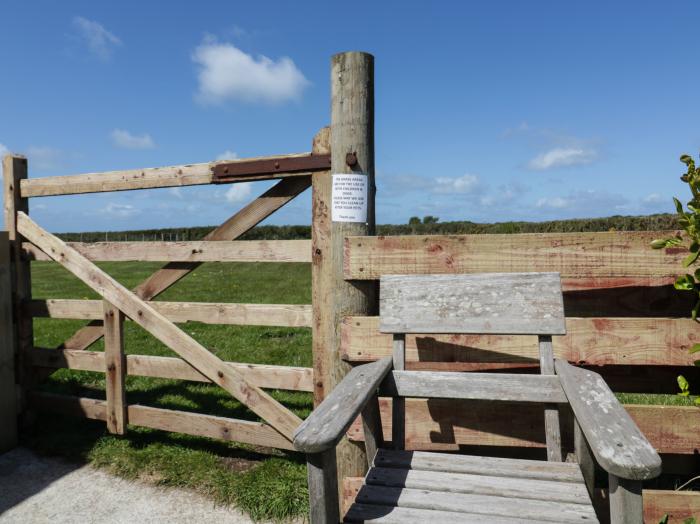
[
  {"left": 346, "top": 398, "right": 699, "bottom": 455},
  {"left": 642, "top": 490, "right": 700, "bottom": 523},
  {"left": 555, "top": 359, "right": 661, "bottom": 480},
  {"left": 364, "top": 466, "right": 592, "bottom": 504},
  {"left": 312, "top": 51, "right": 377, "bottom": 498},
  {"left": 380, "top": 272, "right": 566, "bottom": 335},
  {"left": 344, "top": 503, "right": 546, "bottom": 523},
  {"left": 343, "top": 477, "right": 699, "bottom": 524},
  {"left": 307, "top": 449, "right": 340, "bottom": 524},
  {"left": 372, "top": 449, "right": 586, "bottom": 482},
  {"left": 0, "top": 231, "right": 16, "bottom": 451},
  {"left": 293, "top": 357, "right": 392, "bottom": 454},
  {"left": 382, "top": 370, "right": 567, "bottom": 403},
  {"left": 27, "top": 392, "right": 295, "bottom": 449},
  {"left": 341, "top": 316, "right": 698, "bottom": 367},
  {"left": 608, "top": 475, "right": 642, "bottom": 524},
  {"left": 103, "top": 300, "right": 126, "bottom": 434},
  {"left": 17, "top": 212, "right": 302, "bottom": 440},
  {"left": 353, "top": 484, "right": 598, "bottom": 523},
  {"left": 539, "top": 336, "right": 563, "bottom": 462},
  {"left": 19, "top": 152, "right": 314, "bottom": 197},
  {"left": 59, "top": 174, "right": 311, "bottom": 352},
  {"left": 23, "top": 239, "right": 311, "bottom": 263},
  {"left": 360, "top": 396, "right": 383, "bottom": 467},
  {"left": 27, "top": 299, "right": 312, "bottom": 327},
  {"left": 345, "top": 232, "right": 685, "bottom": 280},
  {"left": 391, "top": 334, "right": 405, "bottom": 451},
  {"left": 27, "top": 348, "right": 314, "bottom": 391},
  {"left": 3, "top": 155, "right": 32, "bottom": 416}
]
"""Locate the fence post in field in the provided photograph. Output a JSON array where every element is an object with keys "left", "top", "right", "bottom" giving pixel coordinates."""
[
  {"left": 2, "top": 154, "right": 30, "bottom": 449},
  {"left": 0, "top": 230, "right": 16, "bottom": 451},
  {"left": 311, "top": 51, "right": 376, "bottom": 508}
]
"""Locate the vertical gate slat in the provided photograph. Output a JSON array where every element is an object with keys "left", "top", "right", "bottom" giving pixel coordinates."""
[{"left": 104, "top": 300, "right": 126, "bottom": 435}]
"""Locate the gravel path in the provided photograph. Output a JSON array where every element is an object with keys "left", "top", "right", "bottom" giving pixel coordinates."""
[{"left": 0, "top": 447, "right": 254, "bottom": 523}]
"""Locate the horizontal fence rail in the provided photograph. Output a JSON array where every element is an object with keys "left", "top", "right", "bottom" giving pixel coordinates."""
[
  {"left": 29, "top": 392, "right": 296, "bottom": 450},
  {"left": 344, "top": 232, "right": 685, "bottom": 279},
  {"left": 20, "top": 152, "right": 329, "bottom": 198},
  {"left": 341, "top": 316, "right": 698, "bottom": 367},
  {"left": 23, "top": 240, "right": 312, "bottom": 263},
  {"left": 27, "top": 299, "right": 312, "bottom": 327},
  {"left": 27, "top": 349, "right": 314, "bottom": 391}
]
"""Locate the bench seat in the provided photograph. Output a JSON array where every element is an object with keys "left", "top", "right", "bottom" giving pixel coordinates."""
[{"left": 345, "top": 450, "right": 599, "bottom": 523}]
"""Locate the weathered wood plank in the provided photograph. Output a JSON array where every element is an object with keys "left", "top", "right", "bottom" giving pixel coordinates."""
[
  {"left": 354, "top": 485, "right": 598, "bottom": 523},
  {"left": 382, "top": 370, "right": 567, "bottom": 403},
  {"left": 27, "top": 391, "right": 295, "bottom": 449},
  {"left": 20, "top": 152, "right": 316, "bottom": 198},
  {"left": 23, "top": 239, "right": 311, "bottom": 263},
  {"left": 365, "top": 466, "right": 592, "bottom": 504},
  {"left": 345, "top": 232, "right": 685, "bottom": 279},
  {"left": 294, "top": 357, "right": 392, "bottom": 454},
  {"left": 539, "top": 335, "right": 563, "bottom": 462},
  {"left": 343, "top": 478, "right": 700, "bottom": 524},
  {"left": 27, "top": 348, "right": 314, "bottom": 391},
  {"left": 0, "top": 231, "right": 16, "bottom": 451},
  {"left": 360, "top": 395, "right": 383, "bottom": 467},
  {"left": 126, "top": 403, "right": 295, "bottom": 450},
  {"left": 17, "top": 212, "right": 302, "bottom": 440},
  {"left": 380, "top": 272, "right": 566, "bottom": 335},
  {"left": 3, "top": 155, "right": 32, "bottom": 419},
  {"left": 372, "top": 449, "right": 586, "bottom": 482},
  {"left": 642, "top": 490, "right": 700, "bottom": 523},
  {"left": 345, "top": 503, "right": 542, "bottom": 524},
  {"left": 555, "top": 359, "right": 662, "bottom": 479},
  {"left": 59, "top": 174, "right": 311, "bottom": 352},
  {"left": 307, "top": 449, "right": 340, "bottom": 524},
  {"left": 103, "top": 301, "right": 126, "bottom": 434},
  {"left": 391, "top": 334, "right": 405, "bottom": 450},
  {"left": 341, "top": 316, "right": 698, "bottom": 367},
  {"left": 27, "top": 299, "right": 312, "bottom": 327},
  {"left": 608, "top": 474, "right": 642, "bottom": 524},
  {"left": 347, "top": 399, "right": 700, "bottom": 455}
]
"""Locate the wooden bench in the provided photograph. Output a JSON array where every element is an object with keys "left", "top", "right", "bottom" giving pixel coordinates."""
[{"left": 294, "top": 272, "right": 662, "bottom": 523}]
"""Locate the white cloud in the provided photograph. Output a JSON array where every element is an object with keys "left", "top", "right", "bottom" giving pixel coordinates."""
[
  {"left": 111, "top": 129, "right": 155, "bottom": 150},
  {"left": 0, "top": 143, "right": 9, "bottom": 158},
  {"left": 535, "top": 196, "right": 570, "bottom": 209},
  {"left": 433, "top": 174, "right": 481, "bottom": 194},
  {"left": 527, "top": 147, "right": 597, "bottom": 171},
  {"left": 216, "top": 150, "right": 238, "bottom": 160},
  {"left": 225, "top": 183, "right": 253, "bottom": 203},
  {"left": 72, "top": 16, "right": 122, "bottom": 60},
  {"left": 192, "top": 41, "right": 309, "bottom": 104},
  {"left": 26, "top": 146, "right": 64, "bottom": 171},
  {"left": 103, "top": 202, "right": 140, "bottom": 218}
]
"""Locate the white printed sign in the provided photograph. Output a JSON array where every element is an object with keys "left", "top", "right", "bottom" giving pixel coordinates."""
[{"left": 331, "top": 173, "right": 368, "bottom": 223}]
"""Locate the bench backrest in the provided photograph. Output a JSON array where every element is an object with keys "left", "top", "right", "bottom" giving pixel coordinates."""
[
  {"left": 379, "top": 272, "right": 566, "bottom": 335},
  {"left": 378, "top": 271, "right": 567, "bottom": 462}
]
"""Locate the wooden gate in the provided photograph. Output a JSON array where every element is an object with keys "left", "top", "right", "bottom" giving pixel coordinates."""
[{"left": 2, "top": 128, "right": 332, "bottom": 449}]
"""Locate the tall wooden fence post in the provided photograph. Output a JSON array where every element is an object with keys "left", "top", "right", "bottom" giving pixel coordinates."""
[
  {"left": 312, "top": 51, "right": 376, "bottom": 512},
  {"left": 0, "top": 230, "right": 17, "bottom": 451},
  {"left": 2, "top": 155, "right": 31, "bottom": 433}
]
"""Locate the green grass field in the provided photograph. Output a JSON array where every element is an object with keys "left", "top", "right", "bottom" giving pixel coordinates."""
[
  {"left": 23, "top": 260, "right": 697, "bottom": 521},
  {"left": 27, "top": 261, "right": 313, "bottom": 522}
]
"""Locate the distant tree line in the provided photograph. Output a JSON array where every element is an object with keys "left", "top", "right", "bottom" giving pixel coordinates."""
[{"left": 56, "top": 214, "right": 681, "bottom": 242}]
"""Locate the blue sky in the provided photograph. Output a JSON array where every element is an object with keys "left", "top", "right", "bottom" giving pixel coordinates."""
[{"left": 1, "top": 1, "right": 699, "bottom": 232}]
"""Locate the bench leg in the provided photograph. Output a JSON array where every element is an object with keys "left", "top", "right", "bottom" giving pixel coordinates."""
[
  {"left": 609, "top": 474, "right": 642, "bottom": 524},
  {"left": 307, "top": 449, "right": 340, "bottom": 524}
]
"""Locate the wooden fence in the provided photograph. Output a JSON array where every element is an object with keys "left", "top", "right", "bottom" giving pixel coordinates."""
[
  {"left": 1, "top": 132, "right": 332, "bottom": 452},
  {"left": 1, "top": 50, "right": 698, "bottom": 521},
  {"left": 339, "top": 232, "right": 700, "bottom": 521}
]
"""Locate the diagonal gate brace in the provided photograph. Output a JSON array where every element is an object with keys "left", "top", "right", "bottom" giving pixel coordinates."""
[{"left": 17, "top": 212, "right": 302, "bottom": 440}]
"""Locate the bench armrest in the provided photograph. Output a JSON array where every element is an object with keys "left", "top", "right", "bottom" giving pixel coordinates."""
[
  {"left": 555, "top": 359, "right": 661, "bottom": 480},
  {"left": 293, "top": 357, "right": 393, "bottom": 454}
]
